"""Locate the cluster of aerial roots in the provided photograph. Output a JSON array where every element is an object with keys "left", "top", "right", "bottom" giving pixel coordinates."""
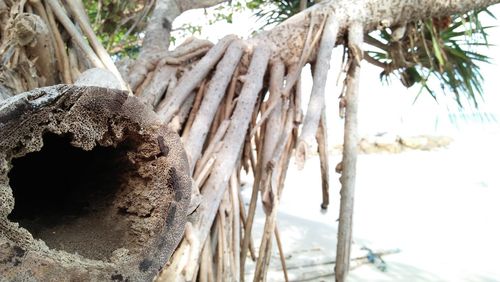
[{"left": 123, "top": 12, "right": 363, "bottom": 282}]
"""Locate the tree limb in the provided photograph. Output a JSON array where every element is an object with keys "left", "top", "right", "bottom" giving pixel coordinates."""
[{"left": 176, "top": 0, "right": 228, "bottom": 12}]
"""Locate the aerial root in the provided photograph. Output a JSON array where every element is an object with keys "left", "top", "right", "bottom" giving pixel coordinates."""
[
  {"left": 157, "top": 43, "right": 271, "bottom": 282},
  {"left": 296, "top": 14, "right": 339, "bottom": 169},
  {"left": 335, "top": 21, "right": 364, "bottom": 282}
]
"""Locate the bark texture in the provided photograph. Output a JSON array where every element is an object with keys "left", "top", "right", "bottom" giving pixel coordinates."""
[{"left": 0, "top": 85, "right": 191, "bottom": 281}]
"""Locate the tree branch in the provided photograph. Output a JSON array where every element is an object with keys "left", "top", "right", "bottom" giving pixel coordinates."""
[
  {"left": 263, "top": 0, "right": 499, "bottom": 67},
  {"left": 176, "top": 0, "right": 228, "bottom": 12},
  {"left": 140, "top": 0, "right": 181, "bottom": 55}
]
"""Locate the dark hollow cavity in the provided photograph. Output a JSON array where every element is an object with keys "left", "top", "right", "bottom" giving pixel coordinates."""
[{"left": 7, "top": 133, "right": 132, "bottom": 261}]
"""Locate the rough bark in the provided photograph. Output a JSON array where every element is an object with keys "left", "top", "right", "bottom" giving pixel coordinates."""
[{"left": 0, "top": 85, "right": 191, "bottom": 281}]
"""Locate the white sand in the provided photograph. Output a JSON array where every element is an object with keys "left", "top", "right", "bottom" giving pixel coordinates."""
[{"left": 243, "top": 127, "right": 500, "bottom": 281}]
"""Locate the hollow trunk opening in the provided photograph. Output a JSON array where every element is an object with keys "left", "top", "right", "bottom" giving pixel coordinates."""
[{"left": 7, "top": 133, "right": 132, "bottom": 261}]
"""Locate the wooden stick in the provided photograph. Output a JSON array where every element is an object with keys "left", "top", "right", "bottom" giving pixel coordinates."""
[
  {"left": 207, "top": 235, "right": 215, "bottom": 282},
  {"left": 134, "top": 70, "right": 155, "bottom": 98},
  {"left": 316, "top": 108, "right": 330, "bottom": 210},
  {"left": 240, "top": 138, "right": 264, "bottom": 277},
  {"left": 169, "top": 38, "right": 214, "bottom": 58},
  {"left": 242, "top": 134, "right": 252, "bottom": 174},
  {"left": 127, "top": 38, "right": 212, "bottom": 91},
  {"left": 194, "top": 156, "right": 216, "bottom": 190},
  {"left": 224, "top": 64, "right": 240, "bottom": 118},
  {"left": 254, "top": 106, "right": 295, "bottom": 281},
  {"left": 169, "top": 91, "right": 195, "bottom": 132},
  {"left": 217, "top": 211, "right": 224, "bottom": 282},
  {"left": 335, "top": 22, "right": 363, "bottom": 282},
  {"left": 237, "top": 187, "right": 257, "bottom": 262},
  {"left": 296, "top": 15, "right": 339, "bottom": 169},
  {"left": 200, "top": 238, "right": 211, "bottom": 282},
  {"left": 248, "top": 138, "right": 257, "bottom": 176},
  {"left": 274, "top": 226, "right": 289, "bottom": 282},
  {"left": 159, "top": 46, "right": 212, "bottom": 65},
  {"left": 209, "top": 103, "right": 225, "bottom": 144},
  {"left": 28, "top": 0, "right": 57, "bottom": 85},
  {"left": 68, "top": 47, "right": 82, "bottom": 81},
  {"left": 155, "top": 71, "right": 178, "bottom": 111},
  {"left": 221, "top": 190, "right": 233, "bottom": 281},
  {"left": 231, "top": 171, "right": 240, "bottom": 281}
]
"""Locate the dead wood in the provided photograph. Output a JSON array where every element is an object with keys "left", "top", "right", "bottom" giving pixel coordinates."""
[
  {"left": 44, "top": 1, "right": 72, "bottom": 83},
  {"left": 183, "top": 79, "right": 208, "bottom": 138},
  {"left": 274, "top": 226, "right": 289, "bottom": 282},
  {"left": 0, "top": 85, "right": 191, "bottom": 281},
  {"left": 317, "top": 109, "right": 330, "bottom": 210}
]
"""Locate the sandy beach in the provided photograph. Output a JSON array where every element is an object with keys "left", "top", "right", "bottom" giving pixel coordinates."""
[{"left": 244, "top": 125, "right": 500, "bottom": 281}]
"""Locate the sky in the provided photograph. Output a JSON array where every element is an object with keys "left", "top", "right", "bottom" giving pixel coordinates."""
[{"left": 172, "top": 3, "right": 500, "bottom": 141}]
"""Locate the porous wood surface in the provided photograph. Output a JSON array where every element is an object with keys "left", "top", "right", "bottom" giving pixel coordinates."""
[{"left": 0, "top": 85, "right": 191, "bottom": 281}]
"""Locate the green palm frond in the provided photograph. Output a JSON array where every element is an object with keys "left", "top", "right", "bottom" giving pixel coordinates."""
[
  {"left": 247, "top": 1, "right": 495, "bottom": 108},
  {"left": 365, "top": 7, "right": 495, "bottom": 107}
]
